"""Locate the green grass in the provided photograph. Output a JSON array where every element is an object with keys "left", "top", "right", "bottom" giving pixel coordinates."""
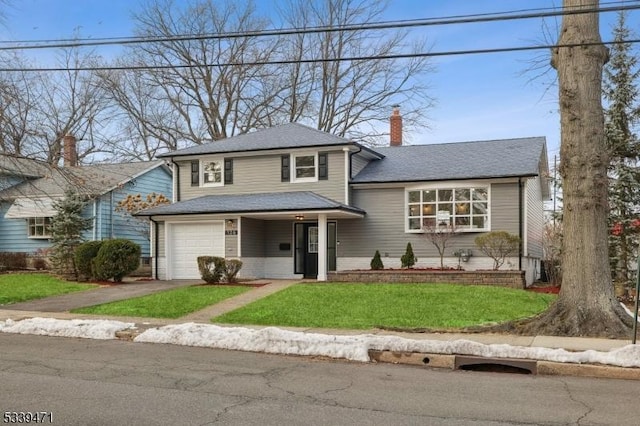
[
  {"left": 213, "top": 283, "right": 556, "bottom": 329},
  {"left": 0, "top": 273, "right": 97, "bottom": 305},
  {"left": 72, "top": 285, "right": 252, "bottom": 319}
]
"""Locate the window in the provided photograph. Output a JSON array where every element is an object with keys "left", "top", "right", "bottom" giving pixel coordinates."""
[
  {"left": 202, "top": 160, "right": 223, "bottom": 186},
  {"left": 28, "top": 217, "right": 52, "bottom": 238},
  {"left": 407, "top": 187, "right": 488, "bottom": 232},
  {"left": 293, "top": 154, "right": 317, "bottom": 182}
]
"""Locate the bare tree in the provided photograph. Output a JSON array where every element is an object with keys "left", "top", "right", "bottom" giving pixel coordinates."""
[
  {"left": 0, "top": 47, "right": 113, "bottom": 165},
  {"left": 278, "top": 0, "right": 434, "bottom": 145},
  {"left": 516, "top": 0, "right": 632, "bottom": 337},
  {"left": 115, "top": 0, "right": 284, "bottom": 149},
  {"left": 422, "top": 223, "right": 458, "bottom": 270}
]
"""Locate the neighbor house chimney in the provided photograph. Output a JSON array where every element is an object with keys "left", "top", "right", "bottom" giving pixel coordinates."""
[
  {"left": 390, "top": 105, "right": 402, "bottom": 147},
  {"left": 63, "top": 134, "right": 78, "bottom": 167}
]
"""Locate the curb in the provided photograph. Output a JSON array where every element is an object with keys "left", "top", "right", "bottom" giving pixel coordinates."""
[
  {"left": 111, "top": 326, "right": 640, "bottom": 381},
  {"left": 369, "top": 350, "right": 640, "bottom": 380}
]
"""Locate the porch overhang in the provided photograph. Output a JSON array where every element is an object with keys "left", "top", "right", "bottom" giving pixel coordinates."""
[{"left": 136, "top": 191, "right": 366, "bottom": 220}]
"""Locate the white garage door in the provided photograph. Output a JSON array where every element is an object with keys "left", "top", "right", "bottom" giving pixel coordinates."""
[{"left": 170, "top": 222, "right": 224, "bottom": 279}]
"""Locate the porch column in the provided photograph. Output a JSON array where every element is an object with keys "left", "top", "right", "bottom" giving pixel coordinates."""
[{"left": 317, "top": 213, "right": 327, "bottom": 281}]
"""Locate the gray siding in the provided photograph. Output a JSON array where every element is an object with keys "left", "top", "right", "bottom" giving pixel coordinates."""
[
  {"left": 490, "top": 182, "right": 520, "bottom": 235},
  {"left": 339, "top": 182, "right": 521, "bottom": 259},
  {"left": 225, "top": 232, "right": 238, "bottom": 257},
  {"left": 241, "top": 217, "right": 265, "bottom": 257},
  {"left": 265, "top": 221, "right": 293, "bottom": 258},
  {"left": 526, "top": 176, "right": 544, "bottom": 258},
  {"left": 179, "top": 150, "right": 346, "bottom": 203},
  {"left": 351, "top": 153, "right": 371, "bottom": 178}
]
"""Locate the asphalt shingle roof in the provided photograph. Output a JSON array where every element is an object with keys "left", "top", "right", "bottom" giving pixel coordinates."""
[
  {"left": 352, "top": 137, "right": 546, "bottom": 183},
  {"left": 160, "top": 123, "right": 378, "bottom": 157},
  {"left": 137, "top": 191, "right": 365, "bottom": 216},
  {"left": 0, "top": 160, "right": 167, "bottom": 199},
  {"left": 0, "top": 154, "right": 50, "bottom": 178}
]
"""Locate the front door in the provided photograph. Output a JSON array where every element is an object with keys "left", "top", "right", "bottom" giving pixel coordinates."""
[{"left": 295, "top": 222, "right": 336, "bottom": 279}]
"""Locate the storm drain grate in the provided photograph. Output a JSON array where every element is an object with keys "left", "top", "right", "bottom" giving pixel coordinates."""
[{"left": 454, "top": 355, "right": 537, "bottom": 375}]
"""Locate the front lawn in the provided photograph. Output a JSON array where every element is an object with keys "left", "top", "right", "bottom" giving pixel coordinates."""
[
  {"left": 72, "top": 285, "right": 252, "bottom": 318},
  {"left": 0, "top": 273, "right": 97, "bottom": 305},
  {"left": 213, "top": 283, "right": 556, "bottom": 329}
]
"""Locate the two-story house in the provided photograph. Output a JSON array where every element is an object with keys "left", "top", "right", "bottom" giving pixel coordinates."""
[
  {"left": 139, "top": 109, "right": 550, "bottom": 284},
  {"left": 0, "top": 136, "right": 173, "bottom": 264}
]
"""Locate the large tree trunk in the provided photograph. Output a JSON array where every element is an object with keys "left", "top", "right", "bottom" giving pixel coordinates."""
[{"left": 517, "top": 0, "right": 632, "bottom": 337}]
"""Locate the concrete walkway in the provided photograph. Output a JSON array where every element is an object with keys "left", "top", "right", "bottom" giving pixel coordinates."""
[
  {"left": 2, "top": 279, "right": 198, "bottom": 312},
  {"left": 180, "top": 279, "right": 299, "bottom": 322}
]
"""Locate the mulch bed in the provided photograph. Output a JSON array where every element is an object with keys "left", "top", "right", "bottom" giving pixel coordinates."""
[{"left": 526, "top": 285, "right": 561, "bottom": 294}]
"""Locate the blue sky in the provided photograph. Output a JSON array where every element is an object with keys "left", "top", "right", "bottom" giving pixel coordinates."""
[{"left": 2, "top": 0, "right": 639, "bottom": 160}]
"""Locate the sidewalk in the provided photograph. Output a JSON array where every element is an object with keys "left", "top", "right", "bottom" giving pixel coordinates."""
[{"left": 0, "top": 278, "right": 637, "bottom": 380}]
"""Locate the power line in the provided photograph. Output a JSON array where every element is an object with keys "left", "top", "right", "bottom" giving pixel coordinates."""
[
  {"left": 0, "top": 2, "right": 639, "bottom": 51},
  {"left": 0, "top": 38, "right": 637, "bottom": 73}
]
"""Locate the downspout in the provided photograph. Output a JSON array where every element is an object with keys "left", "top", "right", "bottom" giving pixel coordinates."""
[
  {"left": 518, "top": 177, "right": 523, "bottom": 271},
  {"left": 171, "top": 158, "right": 180, "bottom": 202},
  {"left": 150, "top": 217, "right": 159, "bottom": 279}
]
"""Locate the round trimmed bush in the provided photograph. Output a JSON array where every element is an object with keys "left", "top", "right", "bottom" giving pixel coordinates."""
[
  {"left": 74, "top": 241, "right": 104, "bottom": 280},
  {"left": 93, "top": 239, "right": 141, "bottom": 282}
]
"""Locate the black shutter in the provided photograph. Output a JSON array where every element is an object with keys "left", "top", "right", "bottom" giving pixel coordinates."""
[
  {"left": 318, "top": 152, "right": 328, "bottom": 180},
  {"left": 190, "top": 161, "right": 199, "bottom": 186},
  {"left": 281, "top": 155, "right": 290, "bottom": 182},
  {"left": 224, "top": 158, "right": 233, "bottom": 184}
]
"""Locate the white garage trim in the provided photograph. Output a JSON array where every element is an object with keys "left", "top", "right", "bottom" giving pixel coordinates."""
[{"left": 165, "top": 220, "right": 225, "bottom": 280}]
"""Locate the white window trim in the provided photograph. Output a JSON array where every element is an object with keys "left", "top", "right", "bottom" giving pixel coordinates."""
[
  {"left": 404, "top": 183, "right": 491, "bottom": 233},
  {"left": 200, "top": 158, "right": 224, "bottom": 187},
  {"left": 291, "top": 153, "right": 318, "bottom": 183},
  {"left": 27, "top": 216, "right": 52, "bottom": 239}
]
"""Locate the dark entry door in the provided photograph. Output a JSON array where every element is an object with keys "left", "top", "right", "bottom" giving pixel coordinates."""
[{"left": 295, "top": 222, "right": 336, "bottom": 279}]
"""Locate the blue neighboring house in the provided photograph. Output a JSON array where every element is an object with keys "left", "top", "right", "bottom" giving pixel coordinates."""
[{"left": 0, "top": 150, "right": 172, "bottom": 264}]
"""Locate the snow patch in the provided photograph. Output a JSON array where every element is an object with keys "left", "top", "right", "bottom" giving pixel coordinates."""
[
  {"left": 2, "top": 318, "right": 639, "bottom": 368},
  {"left": 0, "top": 318, "right": 134, "bottom": 340},
  {"left": 135, "top": 323, "right": 640, "bottom": 368}
]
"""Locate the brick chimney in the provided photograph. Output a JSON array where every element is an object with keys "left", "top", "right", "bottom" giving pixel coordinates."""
[
  {"left": 63, "top": 134, "right": 78, "bottom": 167},
  {"left": 390, "top": 105, "right": 402, "bottom": 147}
]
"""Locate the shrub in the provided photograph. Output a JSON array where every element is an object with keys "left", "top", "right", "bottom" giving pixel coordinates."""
[
  {"left": 93, "top": 239, "right": 141, "bottom": 282},
  {"left": 370, "top": 250, "right": 384, "bottom": 270},
  {"left": 224, "top": 259, "right": 243, "bottom": 283},
  {"left": 475, "top": 231, "right": 521, "bottom": 270},
  {"left": 197, "top": 257, "right": 243, "bottom": 283},
  {"left": 0, "top": 252, "right": 28, "bottom": 270},
  {"left": 401, "top": 243, "right": 417, "bottom": 268},
  {"left": 32, "top": 257, "right": 49, "bottom": 270},
  {"left": 74, "top": 241, "right": 104, "bottom": 280},
  {"left": 197, "top": 256, "right": 225, "bottom": 283}
]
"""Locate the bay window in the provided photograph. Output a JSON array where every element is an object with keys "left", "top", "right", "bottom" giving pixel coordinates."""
[{"left": 407, "top": 186, "right": 489, "bottom": 232}]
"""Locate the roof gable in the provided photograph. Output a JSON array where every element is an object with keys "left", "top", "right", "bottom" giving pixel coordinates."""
[
  {"left": 0, "top": 160, "right": 169, "bottom": 199},
  {"left": 352, "top": 137, "right": 547, "bottom": 183}
]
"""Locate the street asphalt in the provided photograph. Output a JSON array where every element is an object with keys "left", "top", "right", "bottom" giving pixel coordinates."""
[{"left": 0, "top": 278, "right": 638, "bottom": 380}]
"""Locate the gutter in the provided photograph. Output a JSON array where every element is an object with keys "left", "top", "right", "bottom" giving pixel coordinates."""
[
  {"left": 150, "top": 217, "right": 159, "bottom": 279},
  {"left": 170, "top": 158, "right": 180, "bottom": 202}
]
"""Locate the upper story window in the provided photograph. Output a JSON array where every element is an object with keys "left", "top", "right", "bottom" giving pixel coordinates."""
[
  {"left": 293, "top": 154, "right": 317, "bottom": 182},
  {"left": 28, "top": 217, "right": 52, "bottom": 239},
  {"left": 282, "top": 152, "right": 328, "bottom": 183},
  {"left": 202, "top": 160, "right": 223, "bottom": 186},
  {"left": 406, "top": 186, "right": 489, "bottom": 233},
  {"left": 191, "top": 159, "right": 232, "bottom": 187}
]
